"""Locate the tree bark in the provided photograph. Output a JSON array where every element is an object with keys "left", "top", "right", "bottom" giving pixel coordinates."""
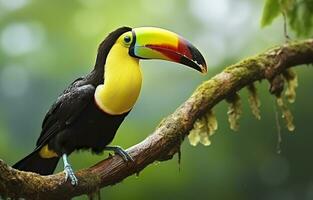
[{"left": 1, "top": 39, "right": 313, "bottom": 200}]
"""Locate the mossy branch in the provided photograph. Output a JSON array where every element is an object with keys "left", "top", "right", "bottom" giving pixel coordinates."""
[{"left": 1, "top": 39, "right": 313, "bottom": 200}]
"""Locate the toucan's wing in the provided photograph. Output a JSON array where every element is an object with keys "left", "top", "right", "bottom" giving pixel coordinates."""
[{"left": 36, "top": 81, "right": 95, "bottom": 147}]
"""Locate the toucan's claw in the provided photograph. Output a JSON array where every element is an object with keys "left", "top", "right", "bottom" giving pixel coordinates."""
[
  {"left": 62, "top": 154, "right": 78, "bottom": 186},
  {"left": 64, "top": 164, "right": 78, "bottom": 186},
  {"left": 104, "top": 146, "right": 134, "bottom": 162}
]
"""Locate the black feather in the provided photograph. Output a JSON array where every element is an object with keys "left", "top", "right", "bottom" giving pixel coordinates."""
[{"left": 13, "top": 150, "right": 59, "bottom": 175}]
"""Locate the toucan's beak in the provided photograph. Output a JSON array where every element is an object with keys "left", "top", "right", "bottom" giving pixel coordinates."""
[{"left": 129, "top": 27, "right": 207, "bottom": 74}]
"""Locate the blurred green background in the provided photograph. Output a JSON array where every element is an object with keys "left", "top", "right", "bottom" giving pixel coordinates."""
[{"left": 0, "top": 0, "right": 313, "bottom": 199}]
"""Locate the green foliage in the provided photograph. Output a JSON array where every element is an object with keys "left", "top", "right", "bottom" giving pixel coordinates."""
[
  {"left": 247, "top": 83, "right": 261, "bottom": 120},
  {"left": 261, "top": 0, "right": 281, "bottom": 27},
  {"left": 288, "top": 0, "right": 313, "bottom": 36},
  {"left": 226, "top": 93, "right": 242, "bottom": 131},
  {"left": 261, "top": 0, "right": 313, "bottom": 36}
]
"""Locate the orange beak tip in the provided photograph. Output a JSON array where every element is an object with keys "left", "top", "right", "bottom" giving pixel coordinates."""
[{"left": 200, "top": 64, "right": 208, "bottom": 74}]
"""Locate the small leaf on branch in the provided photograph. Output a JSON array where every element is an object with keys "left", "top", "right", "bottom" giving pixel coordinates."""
[
  {"left": 261, "top": 0, "right": 281, "bottom": 27},
  {"left": 280, "top": 0, "right": 295, "bottom": 11},
  {"left": 247, "top": 83, "right": 261, "bottom": 120},
  {"left": 261, "top": 0, "right": 313, "bottom": 36},
  {"left": 288, "top": 0, "right": 313, "bottom": 36},
  {"left": 226, "top": 93, "right": 242, "bottom": 131}
]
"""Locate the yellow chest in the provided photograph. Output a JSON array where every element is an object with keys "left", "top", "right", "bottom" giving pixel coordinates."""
[{"left": 94, "top": 43, "right": 142, "bottom": 115}]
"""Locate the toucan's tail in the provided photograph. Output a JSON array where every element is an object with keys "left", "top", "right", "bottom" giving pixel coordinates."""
[{"left": 13, "top": 150, "right": 59, "bottom": 175}]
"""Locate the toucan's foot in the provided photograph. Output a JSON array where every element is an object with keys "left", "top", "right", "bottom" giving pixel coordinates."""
[
  {"left": 62, "top": 154, "right": 78, "bottom": 186},
  {"left": 104, "top": 146, "right": 134, "bottom": 162},
  {"left": 64, "top": 164, "right": 78, "bottom": 186}
]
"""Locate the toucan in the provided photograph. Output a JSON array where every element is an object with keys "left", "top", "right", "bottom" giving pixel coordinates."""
[{"left": 13, "top": 26, "right": 207, "bottom": 186}]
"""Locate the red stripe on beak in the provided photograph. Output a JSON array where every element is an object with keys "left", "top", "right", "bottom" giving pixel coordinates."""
[
  {"left": 177, "top": 39, "right": 193, "bottom": 60},
  {"left": 145, "top": 39, "right": 193, "bottom": 63}
]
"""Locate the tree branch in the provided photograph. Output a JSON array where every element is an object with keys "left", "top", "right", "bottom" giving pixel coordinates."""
[{"left": 1, "top": 39, "right": 313, "bottom": 200}]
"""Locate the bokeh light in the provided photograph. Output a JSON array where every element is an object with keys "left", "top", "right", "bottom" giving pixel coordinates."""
[
  {"left": 0, "top": 64, "right": 30, "bottom": 97},
  {"left": 0, "top": 0, "right": 28, "bottom": 11},
  {"left": 0, "top": 22, "right": 45, "bottom": 56}
]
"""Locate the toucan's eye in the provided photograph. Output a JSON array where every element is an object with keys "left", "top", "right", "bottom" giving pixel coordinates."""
[{"left": 124, "top": 36, "right": 131, "bottom": 43}]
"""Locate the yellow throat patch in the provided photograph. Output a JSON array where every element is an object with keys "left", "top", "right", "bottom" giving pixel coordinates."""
[{"left": 95, "top": 34, "right": 142, "bottom": 115}]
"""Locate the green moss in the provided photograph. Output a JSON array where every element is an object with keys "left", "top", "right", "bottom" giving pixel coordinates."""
[
  {"left": 247, "top": 83, "right": 261, "bottom": 120},
  {"left": 226, "top": 93, "right": 242, "bottom": 131},
  {"left": 283, "top": 69, "right": 298, "bottom": 103},
  {"left": 276, "top": 96, "right": 295, "bottom": 131},
  {"left": 188, "top": 116, "right": 210, "bottom": 146},
  {"left": 206, "top": 110, "right": 218, "bottom": 136}
]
